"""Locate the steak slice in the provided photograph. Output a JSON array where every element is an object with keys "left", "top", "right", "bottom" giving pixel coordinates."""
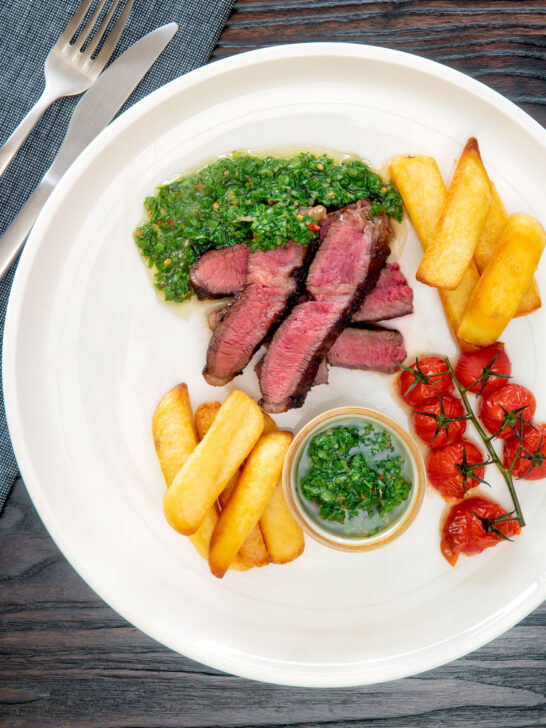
[
  {"left": 206, "top": 263, "right": 412, "bottom": 325},
  {"left": 191, "top": 208, "right": 325, "bottom": 300},
  {"left": 306, "top": 199, "right": 391, "bottom": 305},
  {"left": 203, "top": 241, "right": 305, "bottom": 386},
  {"left": 190, "top": 244, "right": 250, "bottom": 299},
  {"left": 352, "top": 263, "right": 413, "bottom": 322},
  {"left": 259, "top": 201, "right": 392, "bottom": 412},
  {"left": 327, "top": 326, "right": 406, "bottom": 374},
  {"left": 207, "top": 307, "right": 226, "bottom": 331},
  {"left": 314, "top": 358, "right": 329, "bottom": 386},
  {"left": 258, "top": 300, "right": 342, "bottom": 412}
]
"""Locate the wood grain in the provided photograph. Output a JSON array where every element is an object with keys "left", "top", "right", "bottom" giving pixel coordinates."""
[
  {"left": 1, "top": 2, "right": 545, "bottom": 726},
  {"left": 212, "top": 0, "right": 546, "bottom": 125}
]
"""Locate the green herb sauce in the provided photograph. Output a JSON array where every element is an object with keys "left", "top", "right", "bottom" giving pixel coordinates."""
[
  {"left": 297, "top": 420, "right": 412, "bottom": 538},
  {"left": 134, "top": 152, "right": 403, "bottom": 302}
]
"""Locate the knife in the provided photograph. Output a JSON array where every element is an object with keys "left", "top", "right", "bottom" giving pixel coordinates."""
[{"left": 0, "top": 22, "right": 178, "bottom": 279}]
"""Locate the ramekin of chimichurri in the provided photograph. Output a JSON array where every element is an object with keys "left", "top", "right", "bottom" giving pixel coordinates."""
[{"left": 282, "top": 407, "right": 425, "bottom": 552}]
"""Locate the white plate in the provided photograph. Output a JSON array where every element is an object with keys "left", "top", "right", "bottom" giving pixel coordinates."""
[{"left": 4, "top": 43, "right": 546, "bottom": 687}]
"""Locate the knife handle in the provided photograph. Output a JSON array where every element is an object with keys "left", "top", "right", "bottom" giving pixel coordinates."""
[
  {"left": 0, "top": 177, "right": 54, "bottom": 279},
  {"left": 0, "top": 90, "right": 54, "bottom": 178}
]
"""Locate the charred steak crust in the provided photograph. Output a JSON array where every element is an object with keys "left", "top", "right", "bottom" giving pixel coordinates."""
[
  {"left": 203, "top": 241, "right": 306, "bottom": 386},
  {"left": 190, "top": 244, "right": 250, "bottom": 299},
  {"left": 259, "top": 200, "right": 393, "bottom": 412}
]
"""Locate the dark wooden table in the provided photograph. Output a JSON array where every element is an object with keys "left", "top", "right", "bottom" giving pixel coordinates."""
[{"left": 1, "top": 2, "right": 545, "bottom": 726}]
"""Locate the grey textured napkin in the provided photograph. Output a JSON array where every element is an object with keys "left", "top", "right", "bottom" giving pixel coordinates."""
[{"left": 0, "top": 0, "right": 235, "bottom": 512}]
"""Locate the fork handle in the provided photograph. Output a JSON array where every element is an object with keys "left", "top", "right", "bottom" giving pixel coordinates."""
[
  {"left": 0, "top": 88, "right": 56, "bottom": 178},
  {"left": 0, "top": 176, "right": 54, "bottom": 278}
]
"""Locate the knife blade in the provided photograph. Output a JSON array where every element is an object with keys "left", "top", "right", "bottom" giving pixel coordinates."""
[{"left": 0, "top": 22, "right": 178, "bottom": 279}]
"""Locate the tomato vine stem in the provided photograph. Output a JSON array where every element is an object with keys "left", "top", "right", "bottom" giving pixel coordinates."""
[{"left": 443, "top": 356, "right": 526, "bottom": 528}]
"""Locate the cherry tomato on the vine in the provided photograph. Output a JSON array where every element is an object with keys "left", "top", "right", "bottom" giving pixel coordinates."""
[
  {"left": 426, "top": 440, "right": 486, "bottom": 499},
  {"left": 412, "top": 395, "right": 466, "bottom": 449},
  {"left": 398, "top": 357, "right": 453, "bottom": 406},
  {"left": 503, "top": 423, "right": 546, "bottom": 480},
  {"left": 479, "top": 383, "right": 536, "bottom": 440},
  {"left": 454, "top": 342, "right": 511, "bottom": 397},
  {"left": 441, "top": 496, "right": 521, "bottom": 566}
]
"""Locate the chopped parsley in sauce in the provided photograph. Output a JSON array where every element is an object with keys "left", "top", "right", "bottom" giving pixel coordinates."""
[
  {"left": 297, "top": 421, "right": 412, "bottom": 537},
  {"left": 134, "top": 152, "right": 403, "bottom": 302}
]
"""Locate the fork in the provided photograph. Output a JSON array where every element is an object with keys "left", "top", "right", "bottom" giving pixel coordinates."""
[{"left": 0, "top": 0, "right": 134, "bottom": 177}]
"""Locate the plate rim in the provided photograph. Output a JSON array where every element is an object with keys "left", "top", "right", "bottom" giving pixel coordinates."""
[{"left": 4, "top": 42, "right": 546, "bottom": 687}]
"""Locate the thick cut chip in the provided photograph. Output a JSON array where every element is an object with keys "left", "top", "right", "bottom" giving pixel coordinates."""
[
  {"left": 458, "top": 214, "right": 546, "bottom": 346},
  {"left": 238, "top": 526, "right": 269, "bottom": 568},
  {"left": 416, "top": 138, "right": 491, "bottom": 289},
  {"left": 474, "top": 182, "right": 508, "bottom": 272},
  {"left": 194, "top": 401, "right": 221, "bottom": 441},
  {"left": 152, "top": 383, "right": 197, "bottom": 487},
  {"left": 260, "top": 482, "right": 305, "bottom": 564},
  {"left": 194, "top": 399, "right": 262, "bottom": 570},
  {"left": 163, "top": 390, "right": 264, "bottom": 535},
  {"left": 516, "top": 280, "right": 542, "bottom": 316},
  {"left": 219, "top": 408, "right": 277, "bottom": 568},
  {"left": 189, "top": 505, "right": 249, "bottom": 571},
  {"left": 261, "top": 411, "right": 278, "bottom": 436},
  {"left": 390, "top": 154, "right": 478, "bottom": 348},
  {"left": 389, "top": 155, "right": 447, "bottom": 245},
  {"left": 438, "top": 267, "right": 480, "bottom": 352},
  {"left": 209, "top": 431, "right": 293, "bottom": 578},
  {"left": 474, "top": 183, "right": 541, "bottom": 316}
]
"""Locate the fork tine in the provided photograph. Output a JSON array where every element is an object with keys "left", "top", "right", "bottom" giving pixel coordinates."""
[
  {"left": 88, "top": 0, "right": 134, "bottom": 65},
  {"left": 54, "top": 0, "right": 94, "bottom": 47},
  {"left": 84, "top": 0, "right": 121, "bottom": 58},
  {"left": 73, "top": 0, "right": 109, "bottom": 52}
]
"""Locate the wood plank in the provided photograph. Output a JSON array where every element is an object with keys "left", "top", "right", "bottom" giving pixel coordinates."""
[{"left": 1, "top": 479, "right": 545, "bottom": 727}]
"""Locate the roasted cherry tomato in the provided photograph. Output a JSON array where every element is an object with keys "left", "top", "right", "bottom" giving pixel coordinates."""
[
  {"left": 398, "top": 357, "right": 453, "bottom": 406},
  {"left": 412, "top": 395, "right": 466, "bottom": 449},
  {"left": 441, "top": 496, "right": 521, "bottom": 566},
  {"left": 426, "top": 440, "right": 486, "bottom": 499},
  {"left": 479, "top": 383, "right": 536, "bottom": 440},
  {"left": 503, "top": 423, "right": 546, "bottom": 480},
  {"left": 454, "top": 342, "right": 511, "bottom": 397}
]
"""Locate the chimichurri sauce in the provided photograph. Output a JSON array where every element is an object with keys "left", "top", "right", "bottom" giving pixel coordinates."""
[
  {"left": 297, "top": 421, "right": 412, "bottom": 538},
  {"left": 134, "top": 152, "right": 403, "bottom": 302}
]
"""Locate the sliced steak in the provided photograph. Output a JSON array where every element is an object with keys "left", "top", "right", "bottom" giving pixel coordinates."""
[
  {"left": 352, "top": 263, "right": 413, "bottom": 322},
  {"left": 207, "top": 307, "right": 226, "bottom": 331},
  {"left": 318, "top": 200, "right": 359, "bottom": 242},
  {"left": 206, "top": 263, "right": 412, "bottom": 325},
  {"left": 190, "top": 244, "right": 250, "bottom": 299},
  {"left": 203, "top": 241, "right": 305, "bottom": 386},
  {"left": 306, "top": 199, "right": 391, "bottom": 305},
  {"left": 314, "top": 358, "right": 329, "bottom": 386},
  {"left": 259, "top": 201, "right": 392, "bottom": 412},
  {"left": 327, "top": 326, "right": 406, "bottom": 374},
  {"left": 300, "top": 204, "right": 328, "bottom": 223},
  {"left": 192, "top": 207, "right": 325, "bottom": 300},
  {"left": 258, "top": 300, "right": 342, "bottom": 412}
]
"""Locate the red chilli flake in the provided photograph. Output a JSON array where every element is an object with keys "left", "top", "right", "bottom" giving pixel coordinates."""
[{"left": 308, "top": 222, "right": 321, "bottom": 231}]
